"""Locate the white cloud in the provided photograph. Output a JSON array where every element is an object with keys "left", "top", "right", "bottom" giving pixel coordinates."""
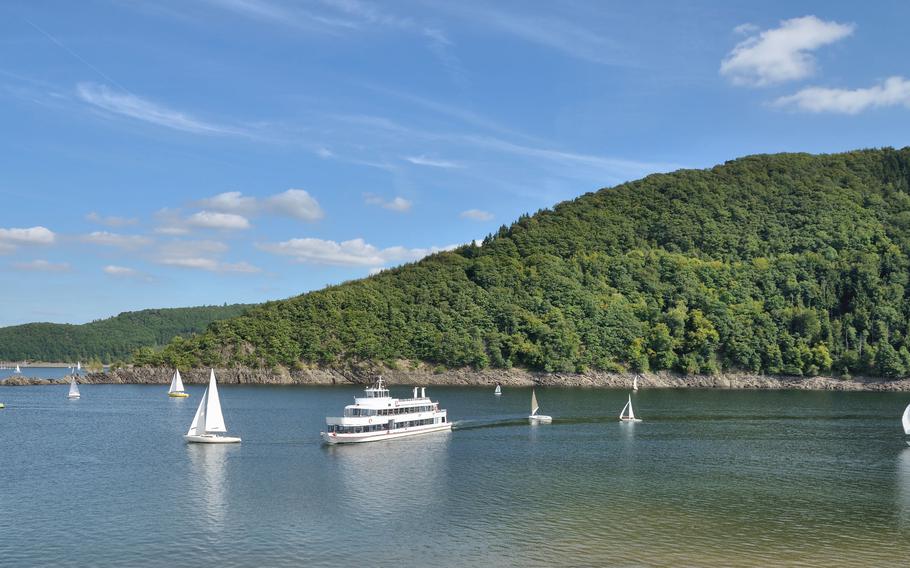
[
  {"left": 85, "top": 212, "right": 138, "bottom": 227},
  {"left": 186, "top": 211, "right": 251, "bottom": 230},
  {"left": 774, "top": 76, "right": 910, "bottom": 114},
  {"left": 733, "top": 23, "right": 759, "bottom": 36},
  {"left": 76, "top": 82, "right": 242, "bottom": 135},
  {"left": 405, "top": 155, "right": 462, "bottom": 169},
  {"left": 152, "top": 239, "right": 257, "bottom": 273},
  {"left": 13, "top": 259, "right": 70, "bottom": 272},
  {"left": 103, "top": 265, "right": 140, "bottom": 277},
  {"left": 460, "top": 209, "right": 494, "bottom": 221},
  {"left": 157, "top": 257, "right": 260, "bottom": 273},
  {"left": 258, "top": 237, "right": 455, "bottom": 267},
  {"left": 196, "top": 191, "right": 257, "bottom": 214},
  {"left": 265, "top": 189, "right": 324, "bottom": 221},
  {"left": 82, "top": 231, "right": 153, "bottom": 249},
  {"left": 720, "top": 16, "right": 854, "bottom": 86},
  {"left": 0, "top": 226, "right": 56, "bottom": 253},
  {"left": 364, "top": 193, "right": 413, "bottom": 212}
]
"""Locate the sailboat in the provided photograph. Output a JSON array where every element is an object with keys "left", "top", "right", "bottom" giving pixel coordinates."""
[
  {"left": 168, "top": 369, "right": 189, "bottom": 398},
  {"left": 619, "top": 394, "right": 641, "bottom": 422},
  {"left": 529, "top": 388, "right": 552, "bottom": 423},
  {"left": 14, "top": 365, "right": 20, "bottom": 374},
  {"left": 76, "top": 361, "right": 81, "bottom": 371},
  {"left": 494, "top": 383, "right": 502, "bottom": 396},
  {"left": 67, "top": 376, "right": 81, "bottom": 400},
  {"left": 185, "top": 369, "right": 241, "bottom": 444},
  {"left": 632, "top": 375, "right": 639, "bottom": 392},
  {"left": 902, "top": 403, "right": 910, "bottom": 445}
]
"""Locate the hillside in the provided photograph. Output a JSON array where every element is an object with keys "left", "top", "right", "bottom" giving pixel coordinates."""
[
  {"left": 142, "top": 148, "right": 910, "bottom": 378},
  {"left": 0, "top": 304, "right": 252, "bottom": 363}
]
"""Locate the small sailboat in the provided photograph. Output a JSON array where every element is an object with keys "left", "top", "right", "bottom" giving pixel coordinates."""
[
  {"left": 185, "top": 369, "right": 240, "bottom": 444},
  {"left": 619, "top": 394, "right": 641, "bottom": 422},
  {"left": 529, "top": 388, "right": 552, "bottom": 423},
  {"left": 67, "top": 376, "right": 81, "bottom": 400},
  {"left": 494, "top": 383, "right": 502, "bottom": 396},
  {"left": 632, "top": 375, "right": 639, "bottom": 392},
  {"left": 902, "top": 403, "right": 910, "bottom": 445},
  {"left": 14, "top": 364, "right": 20, "bottom": 374},
  {"left": 76, "top": 361, "right": 81, "bottom": 371},
  {"left": 168, "top": 369, "right": 189, "bottom": 398}
]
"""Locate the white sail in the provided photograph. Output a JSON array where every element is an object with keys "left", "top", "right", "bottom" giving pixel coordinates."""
[
  {"left": 620, "top": 395, "right": 637, "bottom": 420},
  {"left": 626, "top": 395, "right": 635, "bottom": 420},
  {"left": 633, "top": 376, "right": 638, "bottom": 391},
  {"left": 494, "top": 384, "right": 501, "bottom": 395},
  {"left": 203, "top": 369, "right": 227, "bottom": 433},
  {"left": 68, "top": 377, "right": 80, "bottom": 397},
  {"left": 14, "top": 365, "right": 20, "bottom": 373},
  {"left": 76, "top": 361, "right": 81, "bottom": 371},
  {"left": 169, "top": 369, "right": 185, "bottom": 394},
  {"left": 187, "top": 388, "right": 208, "bottom": 437},
  {"left": 531, "top": 389, "right": 539, "bottom": 416},
  {"left": 619, "top": 398, "right": 630, "bottom": 419},
  {"left": 903, "top": 403, "right": 910, "bottom": 436}
]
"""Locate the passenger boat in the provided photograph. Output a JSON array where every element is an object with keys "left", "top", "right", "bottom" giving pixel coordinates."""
[{"left": 321, "top": 377, "right": 451, "bottom": 444}]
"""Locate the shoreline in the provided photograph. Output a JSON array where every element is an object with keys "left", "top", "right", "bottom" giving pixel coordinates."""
[{"left": 3, "top": 366, "right": 910, "bottom": 391}]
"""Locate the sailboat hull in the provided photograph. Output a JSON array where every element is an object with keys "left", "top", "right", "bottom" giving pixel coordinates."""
[
  {"left": 619, "top": 417, "right": 642, "bottom": 422},
  {"left": 529, "top": 415, "right": 552, "bottom": 423},
  {"left": 67, "top": 394, "right": 80, "bottom": 400},
  {"left": 184, "top": 434, "right": 241, "bottom": 444},
  {"left": 168, "top": 392, "right": 190, "bottom": 398}
]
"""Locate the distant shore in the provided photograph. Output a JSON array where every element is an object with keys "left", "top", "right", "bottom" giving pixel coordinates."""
[{"left": 3, "top": 366, "right": 910, "bottom": 391}]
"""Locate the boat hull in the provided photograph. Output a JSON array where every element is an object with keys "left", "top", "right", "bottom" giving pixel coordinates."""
[
  {"left": 184, "top": 434, "right": 241, "bottom": 444},
  {"left": 168, "top": 392, "right": 190, "bottom": 398},
  {"left": 322, "top": 423, "right": 452, "bottom": 445},
  {"left": 529, "top": 415, "right": 552, "bottom": 423},
  {"left": 619, "top": 418, "right": 642, "bottom": 423},
  {"left": 67, "top": 395, "right": 80, "bottom": 400}
]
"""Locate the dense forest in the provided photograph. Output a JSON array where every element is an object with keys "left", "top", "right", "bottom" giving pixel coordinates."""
[
  {"left": 0, "top": 304, "right": 251, "bottom": 363},
  {"left": 139, "top": 148, "right": 910, "bottom": 378}
]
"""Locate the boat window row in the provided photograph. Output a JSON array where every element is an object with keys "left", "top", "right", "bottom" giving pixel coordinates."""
[
  {"left": 347, "top": 405, "right": 435, "bottom": 417},
  {"left": 364, "top": 389, "right": 390, "bottom": 398},
  {"left": 327, "top": 417, "right": 444, "bottom": 434}
]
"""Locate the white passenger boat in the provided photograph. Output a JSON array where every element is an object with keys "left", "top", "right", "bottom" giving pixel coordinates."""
[{"left": 321, "top": 377, "right": 451, "bottom": 444}]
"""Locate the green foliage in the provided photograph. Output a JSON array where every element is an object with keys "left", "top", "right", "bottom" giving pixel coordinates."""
[
  {"left": 0, "top": 305, "right": 252, "bottom": 363},
  {"left": 145, "top": 148, "right": 910, "bottom": 378}
]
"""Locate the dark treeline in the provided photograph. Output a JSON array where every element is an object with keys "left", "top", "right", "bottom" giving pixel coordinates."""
[
  {"left": 141, "top": 148, "right": 910, "bottom": 378},
  {"left": 0, "top": 305, "right": 252, "bottom": 363}
]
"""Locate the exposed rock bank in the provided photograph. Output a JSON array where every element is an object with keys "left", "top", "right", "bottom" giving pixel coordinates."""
[{"left": 5, "top": 366, "right": 910, "bottom": 391}]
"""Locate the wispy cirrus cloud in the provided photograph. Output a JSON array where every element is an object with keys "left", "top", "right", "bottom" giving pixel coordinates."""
[
  {"left": 258, "top": 237, "right": 455, "bottom": 267},
  {"left": 13, "top": 259, "right": 70, "bottom": 272},
  {"left": 103, "top": 265, "right": 147, "bottom": 279},
  {"left": 405, "top": 155, "right": 462, "bottom": 169},
  {"left": 720, "top": 16, "right": 854, "bottom": 86},
  {"left": 85, "top": 211, "right": 138, "bottom": 227},
  {"left": 76, "top": 82, "right": 244, "bottom": 135},
  {"left": 774, "top": 76, "right": 910, "bottom": 114}
]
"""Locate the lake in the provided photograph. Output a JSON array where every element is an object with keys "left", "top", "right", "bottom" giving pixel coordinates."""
[{"left": 1, "top": 384, "right": 909, "bottom": 567}]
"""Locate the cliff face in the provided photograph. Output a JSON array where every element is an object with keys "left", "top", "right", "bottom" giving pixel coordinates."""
[{"left": 5, "top": 367, "right": 909, "bottom": 391}]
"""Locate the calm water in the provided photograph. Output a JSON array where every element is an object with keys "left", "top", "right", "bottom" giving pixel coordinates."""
[
  {"left": 1, "top": 385, "right": 909, "bottom": 567},
  {"left": 0, "top": 367, "right": 87, "bottom": 380}
]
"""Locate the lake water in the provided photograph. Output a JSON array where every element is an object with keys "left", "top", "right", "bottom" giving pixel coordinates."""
[
  {"left": 1, "top": 385, "right": 909, "bottom": 567},
  {"left": 0, "top": 367, "right": 87, "bottom": 381}
]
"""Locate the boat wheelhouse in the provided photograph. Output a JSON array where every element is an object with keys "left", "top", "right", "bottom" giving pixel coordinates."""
[{"left": 321, "top": 377, "right": 451, "bottom": 444}]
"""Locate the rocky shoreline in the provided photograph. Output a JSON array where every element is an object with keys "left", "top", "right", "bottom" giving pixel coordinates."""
[{"left": 3, "top": 366, "right": 910, "bottom": 391}]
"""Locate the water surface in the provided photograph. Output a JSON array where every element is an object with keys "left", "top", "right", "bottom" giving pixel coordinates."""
[{"left": 1, "top": 385, "right": 908, "bottom": 566}]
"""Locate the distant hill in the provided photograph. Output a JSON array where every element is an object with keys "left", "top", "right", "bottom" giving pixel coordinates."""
[
  {"left": 0, "top": 304, "right": 253, "bottom": 363},
  {"left": 142, "top": 148, "right": 910, "bottom": 378}
]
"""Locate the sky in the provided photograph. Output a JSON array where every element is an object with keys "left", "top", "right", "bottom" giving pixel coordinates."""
[{"left": 1, "top": 0, "right": 909, "bottom": 326}]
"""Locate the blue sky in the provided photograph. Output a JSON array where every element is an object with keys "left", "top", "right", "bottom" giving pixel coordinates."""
[{"left": 1, "top": 0, "right": 909, "bottom": 326}]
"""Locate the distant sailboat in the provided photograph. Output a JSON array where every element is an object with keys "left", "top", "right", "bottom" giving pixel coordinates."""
[
  {"left": 529, "top": 388, "right": 552, "bottom": 423},
  {"left": 903, "top": 403, "right": 910, "bottom": 444},
  {"left": 632, "top": 375, "right": 639, "bottom": 392},
  {"left": 619, "top": 394, "right": 641, "bottom": 422},
  {"left": 168, "top": 369, "right": 189, "bottom": 398},
  {"left": 14, "top": 365, "right": 20, "bottom": 374},
  {"left": 76, "top": 361, "right": 81, "bottom": 371},
  {"left": 185, "top": 370, "right": 240, "bottom": 444},
  {"left": 67, "top": 376, "right": 81, "bottom": 400},
  {"left": 494, "top": 383, "right": 502, "bottom": 396}
]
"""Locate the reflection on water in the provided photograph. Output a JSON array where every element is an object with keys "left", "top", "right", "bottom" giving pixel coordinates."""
[
  {"left": 327, "top": 433, "right": 451, "bottom": 518},
  {"left": 186, "top": 444, "right": 238, "bottom": 528},
  {"left": 898, "top": 448, "right": 910, "bottom": 527}
]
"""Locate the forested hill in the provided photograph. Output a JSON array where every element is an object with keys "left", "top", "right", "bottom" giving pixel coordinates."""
[
  {"left": 0, "top": 304, "right": 252, "bottom": 363},
  {"left": 143, "top": 148, "right": 910, "bottom": 378}
]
